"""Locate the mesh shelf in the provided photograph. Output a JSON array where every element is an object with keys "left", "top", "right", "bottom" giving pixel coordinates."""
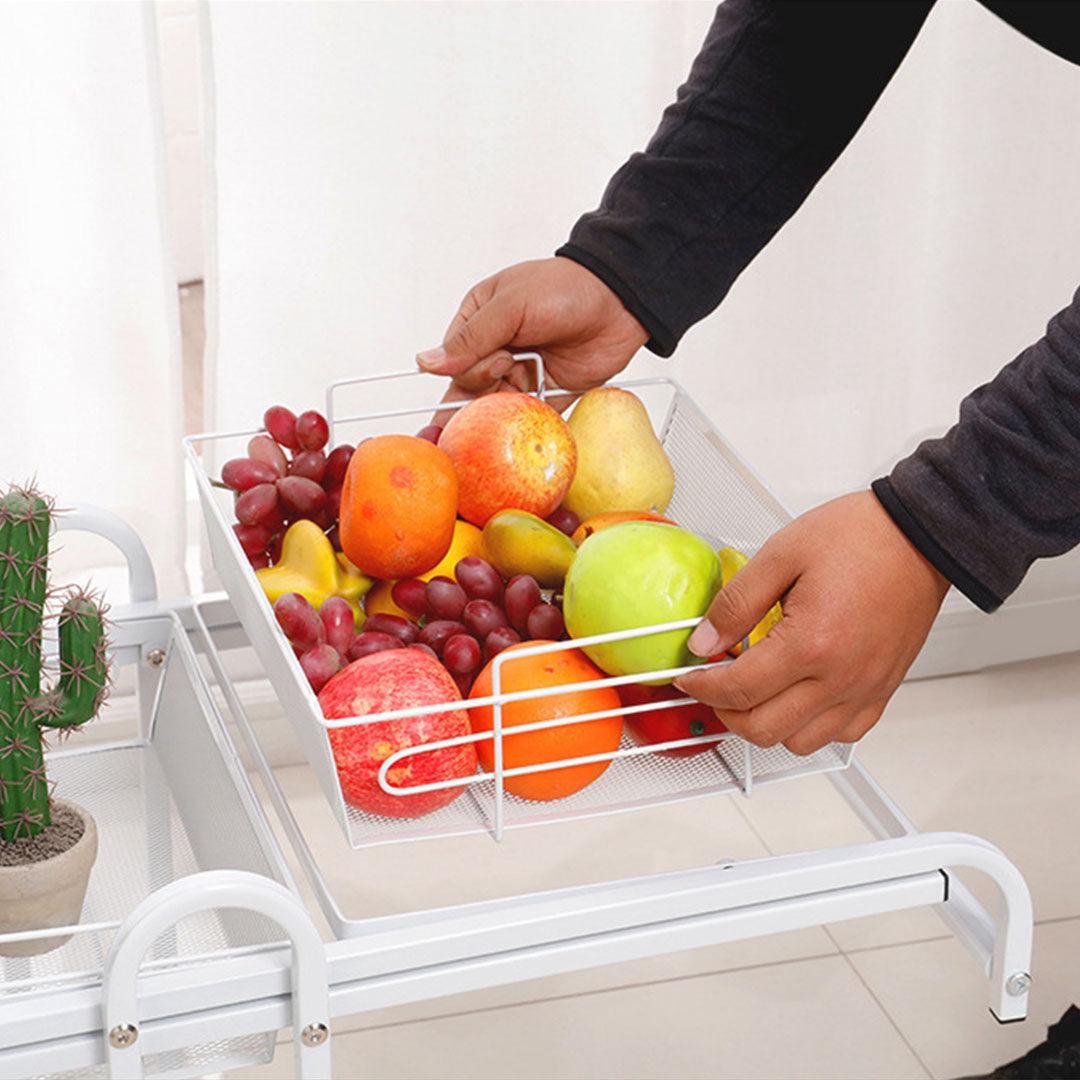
[
  {"left": 0, "top": 612, "right": 292, "bottom": 1078},
  {"left": 189, "top": 374, "right": 855, "bottom": 850}
]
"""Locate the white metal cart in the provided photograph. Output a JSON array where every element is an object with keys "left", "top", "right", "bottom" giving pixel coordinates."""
[{"left": 0, "top": 374, "right": 1033, "bottom": 1079}]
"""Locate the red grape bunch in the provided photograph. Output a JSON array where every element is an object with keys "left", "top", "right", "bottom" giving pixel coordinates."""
[
  {"left": 222, "top": 405, "right": 354, "bottom": 569},
  {"left": 387, "top": 556, "right": 566, "bottom": 696},
  {"left": 274, "top": 591, "right": 428, "bottom": 693}
]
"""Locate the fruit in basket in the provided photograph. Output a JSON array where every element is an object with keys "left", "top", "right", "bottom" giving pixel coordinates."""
[
  {"left": 319, "top": 595, "right": 356, "bottom": 656},
  {"left": 717, "top": 546, "right": 783, "bottom": 655},
  {"left": 274, "top": 592, "right": 326, "bottom": 651},
  {"left": 373, "top": 520, "right": 487, "bottom": 624},
  {"left": 570, "top": 510, "right": 676, "bottom": 546},
  {"left": 222, "top": 458, "right": 278, "bottom": 492},
  {"left": 422, "top": 519, "right": 485, "bottom": 582},
  {"left": 339, "top": 434, "right": 458, "bottom": 579},
  {"left": 363, "top": 612, "right": 418, "bottom": 645},
  {"left": 453, "top": 556, "right": 504, "bottom": 604},
  {"left": 299, "top": 643, "right": 343, "bottom": 692},
  {"left": 319, "top": 648, "right": 477, "bottom": 818},
  {"left": 563, "top": 521, "right": 721, "bottom": 684},
  {"left": 248, "top": 434, "right": 288, "bottom": 478},
  {"left": 263, "top": 405, "right": 302, "bottom": 450},
  {"left": 257, "top": 520, "right": 339, "bottom": 607},
  {"left": 295, "top": 410, "right": 330, "bottom": 451},
  {"left": 335, "top": 552, "right": 373, "bottom": 619},
  {"left": 545, "top": 505, "right": 581, "bottom": 537},
  {"left": 347, "top": 631, "right": 404, "bottom": 661},
  {"left": 468, "top": 642, "right": 622, "bottom": 801},
  {"left": 366, "top": 579, "right": 418, "bottom": 622},
  {"left": 223, "top": 406, "right": 340, "bottom": 567},
  {"left": 482, "top": 509, "right": 578, "bottom": 589},
  {"left": 438, "top": 392, "right": 576, "bottom": 526},
  {"left": 618, "top": 682, "right": 728, "bottom": 758},
  {"left": 256, "top": 520, "right": 372, "bottom": 624},
  {"left": 561, "top": 388, "right": 675, "bottom": 522}
]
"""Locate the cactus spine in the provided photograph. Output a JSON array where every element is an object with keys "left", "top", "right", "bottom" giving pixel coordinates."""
[{"left": 0, "top": 486, "right": 108, "bottom": 842}]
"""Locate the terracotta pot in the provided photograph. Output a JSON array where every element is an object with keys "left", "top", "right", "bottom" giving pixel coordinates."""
[{"left": 0, "top": 799, "right": 98, "bottom": 957}]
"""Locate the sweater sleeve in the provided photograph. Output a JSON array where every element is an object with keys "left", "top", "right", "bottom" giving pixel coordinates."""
[
  {"left": 556, "top": 0, "right": 934, "bottom": 356},
  {"left": 872, "top": 287, "right": 1080, "bottom": 612}
]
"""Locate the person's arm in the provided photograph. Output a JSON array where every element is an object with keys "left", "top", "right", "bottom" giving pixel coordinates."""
[
  {"left": 677, "top": 285, "right": 1080, "bottom": 754},
  {"left": 556, "top": 0, "right": 935, "bottom": 358},
  {"left": 419, "top": 0, "right": 935, "bottom": 390},
  {"left": 873, "top": 286, "right": 1080, "bottom": 612}
]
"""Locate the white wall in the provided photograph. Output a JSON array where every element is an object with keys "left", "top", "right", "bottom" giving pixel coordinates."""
[{"left": 202, "top": 0, "right": 1080, "bottom": 674}]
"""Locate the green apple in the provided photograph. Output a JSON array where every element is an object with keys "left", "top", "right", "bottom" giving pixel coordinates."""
[{"left": 563, "top": 521, "right": 722, "bottom": 683}]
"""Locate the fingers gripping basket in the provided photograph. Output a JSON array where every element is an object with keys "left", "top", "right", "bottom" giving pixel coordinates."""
[{"left": 187, "top": 373, "right": 854, "bottom": 848}]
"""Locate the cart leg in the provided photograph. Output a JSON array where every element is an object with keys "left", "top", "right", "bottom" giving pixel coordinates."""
[
  {"left": 102, "top": 870, "right": 330, "bottom": 1079},
  {"left": 829, "top": 768, "right": 1033, "bottom": 1024},
  {"left": 850, "top": 832, "right": 1033, "bottom": 1022}
]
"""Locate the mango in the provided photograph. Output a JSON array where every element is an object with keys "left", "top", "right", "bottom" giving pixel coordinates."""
[{"left": 481, "top": 508, "right": 578, "bottom": 588}]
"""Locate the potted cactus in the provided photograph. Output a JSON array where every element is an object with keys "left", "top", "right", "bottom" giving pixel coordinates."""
[{"left": 0, "top": 484, "right": 109, "bottom": 956}]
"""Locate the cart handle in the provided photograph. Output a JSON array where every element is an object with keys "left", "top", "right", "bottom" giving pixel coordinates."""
[
  {"left": 54, "top": 503, "right": 158, "bottom": 605},
  {"left": 102, "top": 869, "right": 330, "bottom": 1079}
]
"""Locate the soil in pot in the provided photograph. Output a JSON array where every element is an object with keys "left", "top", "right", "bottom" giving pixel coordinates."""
[{"left": 0, "top": 802, "right": 84, "bottom": 866}]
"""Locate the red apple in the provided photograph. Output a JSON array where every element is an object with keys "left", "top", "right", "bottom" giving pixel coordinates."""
[
  {"left": 437, "top": 393, "right": 577, "bottom": 526},
  {"left": 319, "top": 648, "right": 477, "bottom": 818},
  {"left": 618, "top": 682, "right": 728, "bottom": 758}
]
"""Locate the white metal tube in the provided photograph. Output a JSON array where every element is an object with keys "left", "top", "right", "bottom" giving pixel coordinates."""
[
  {"left": 102, "top": 870, "right": 330, "bottom": 1079},
  {"left": 54, "top": 503, "right": 158, "bottom": 604}
]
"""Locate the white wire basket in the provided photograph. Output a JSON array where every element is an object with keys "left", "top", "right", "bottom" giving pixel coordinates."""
[{"left": 187, "top": 372, "right": 855, "bottom": 849}]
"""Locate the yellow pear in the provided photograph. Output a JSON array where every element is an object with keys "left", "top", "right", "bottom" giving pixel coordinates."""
[{"left": 562, "top": 387, "right": 675, "bottom": 521}]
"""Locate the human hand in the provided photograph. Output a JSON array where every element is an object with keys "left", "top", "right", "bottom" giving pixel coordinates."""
[
  {"left": 416, "top": 257, "right": 649, "bottom": 396},
  {"left": 674, "top": 490, "right": 951, "bottom": 756}
]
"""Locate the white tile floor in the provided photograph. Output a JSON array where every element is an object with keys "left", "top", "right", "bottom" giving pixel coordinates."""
[{"left": 212, "top": 648, "right": 1080, "bottom": 1080}]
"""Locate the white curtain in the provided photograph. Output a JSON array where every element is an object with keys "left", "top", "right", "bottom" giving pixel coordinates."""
[
  {"left": 203, "top": 0, "right": 1080, "bottom": 671},
  {"left": 0, "top": 2, "right": 186, "bottom": 601}
]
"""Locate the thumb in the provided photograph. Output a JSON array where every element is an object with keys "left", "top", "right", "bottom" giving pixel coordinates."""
[
  {"left": 417, "top": 301, "right": 521, "bottom": 390},
  {"left": 687, "top": 545, "right": 795, "bottom": 659}
]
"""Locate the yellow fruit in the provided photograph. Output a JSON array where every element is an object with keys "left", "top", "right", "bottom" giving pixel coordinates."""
[
  {"left": 364, "top": 520, "right": 486, "bottom": 624},
  {"left": 363, "top": 579, "right": 416, "bottom": 622},
  {"left": 562, "top": 387, "right": 675, "bottom": 522},
  {"left": 421, "top": 519, "right": 485, "bottom": 582},
  {"left": 482, "top": 509, "right": 578, "bottom": 589},
  {"left": 256, "top": 521, "right": 373, "bottom": 629},
  {"left": 717, "top": 546, "right": 783, "bottom": 654}
]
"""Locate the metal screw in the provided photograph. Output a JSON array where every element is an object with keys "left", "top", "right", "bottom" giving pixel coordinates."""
[
  {"left": 301, "top": 1022, "right": 329, "bottom": 1047},
  {"left": 109, "top": 1023, "right": 139, "bottom": 1048},
  {"left": 1006, "top": 972, "right": 1032, "bottom": 996},
  {"left": 146, "top": 647, "right": 166, "bottom": 668}
]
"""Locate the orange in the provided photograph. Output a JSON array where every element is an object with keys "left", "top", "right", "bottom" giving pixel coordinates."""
[
  {"left": 570, "top": 510, "right": 676, "bottom": 546},
  {"left": 339, "top": 435, "right": 458, "bottom": 580},
  {"left": 468, "top": 642, "right": 623, "bottom": 801}
]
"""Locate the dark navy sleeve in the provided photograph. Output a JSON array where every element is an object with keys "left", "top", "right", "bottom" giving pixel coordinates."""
[
  {"left": 873, "top": 287, "right": 1080, "bottom": 612},
  {"left": 556, "top": 0, "right": 934, "bottom": 356}
]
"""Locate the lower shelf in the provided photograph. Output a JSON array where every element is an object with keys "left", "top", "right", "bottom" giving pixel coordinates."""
[{"left": 0, "top": 612, "right": 292, "bottom": 1017}]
